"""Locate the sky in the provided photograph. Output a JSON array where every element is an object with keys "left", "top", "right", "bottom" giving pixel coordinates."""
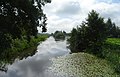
[{"left": 40, "top": 0, "right": 120, "bottom": 33}]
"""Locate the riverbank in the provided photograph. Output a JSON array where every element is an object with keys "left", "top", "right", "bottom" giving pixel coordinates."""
[
  {"left": 63, "top": 38, "right": 120, "bottom": 76},
  {"left": 49, "top": 53, "right": 119, "bottom": 77},
  {"left": 102, "top": 38, "right": 120, "bottom": 74},
  {"left": 0, "top": 35, "right": 48, "bottom": 65}
]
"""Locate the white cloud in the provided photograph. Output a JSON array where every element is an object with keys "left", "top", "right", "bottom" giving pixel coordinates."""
[
  {"left": 91, "top": 2, "right": 120, "bottom": 26},
  {"left": 55, "top": 1, "right": 80, "bottom": 17},
  {"left": 43, "top": 0, "right": 120, "bottom": 33}
]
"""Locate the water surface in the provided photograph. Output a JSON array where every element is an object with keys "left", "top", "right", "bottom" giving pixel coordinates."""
[{"left": 0, "top": 37, "right": 70, "bottom": 77}]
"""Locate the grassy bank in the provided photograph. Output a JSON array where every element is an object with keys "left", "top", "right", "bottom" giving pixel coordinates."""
[
  {"left": 102, "top": 38, "right": 120, "bottom": 74},
  {"left": 67, "top": 37, "right": 120, "bottom": 76},
  {"left": 49, "top": 53, "right": 118, "bottom": 77},
  {"left": 0, "top": 35, "right": 48, "bottom": 64},
  {"left": 85, "top": 38, "right": 120, "bottom": 75}
]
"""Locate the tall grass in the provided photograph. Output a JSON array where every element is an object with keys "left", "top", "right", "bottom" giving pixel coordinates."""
[{"left": 102, "top": 38, "right": 120, "bottom": 74}]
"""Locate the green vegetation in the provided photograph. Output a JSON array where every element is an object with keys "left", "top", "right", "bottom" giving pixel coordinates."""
[
  {"left": 0, "top": 35, "right": 48, "bottom": 63},
  {"left": 102, "top": 38, "right": 120, "bottom": 74},
  {"left": 0, "top": 0, "right": 51, "bottom": 58},
  {"left": 53, "top": 31, "right": 66, "bottom": 41},
  {"left": 50, "top": 53, "right": 119, "bottom": 77},
  {"left": 68, "top": 10, "right": 107, "bottom": 55},
  {"left": 106, "top": 38, "right": 120, "bottom": 45},
  {"left": 106, "top": 18, "right": 120, "bottom": 38},
  {"left": 68, "top": 10, "right": 120, "bottom": 75},
  {"left": 0, "top": 0, "right": 120, "bottom": 75},
  {"left": 0, "top": 34, "right": 48, "bottom": 71},
  {"left": 0, "top": 0, "right": 51, "bottom": 67}
]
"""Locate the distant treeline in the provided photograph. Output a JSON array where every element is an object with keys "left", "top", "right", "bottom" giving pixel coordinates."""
[
  {"left": 52, "top": 31, "right": 66, "bottom": 41},
  {"left": 106, "top": 18, "right": 120, "bottom": 38}
]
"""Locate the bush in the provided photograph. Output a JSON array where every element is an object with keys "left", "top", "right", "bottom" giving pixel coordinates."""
[
  {"left": 0, "top": 35, "right": 48, "bottom": 63},
  {"left": 68, "top": 10, "right": 107, "bottom": 55}
]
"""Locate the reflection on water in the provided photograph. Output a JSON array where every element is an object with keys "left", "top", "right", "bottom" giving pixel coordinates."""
[{"left": 0, "top": 37, "right": 70, "bottom": 77}]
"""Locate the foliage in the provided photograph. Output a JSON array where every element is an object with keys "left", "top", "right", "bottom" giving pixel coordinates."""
[
  {"left": 0, "top": 0, "right": 51, "bottom": 37},
  {"left": 0, "top": 33, "right": 12, "bottom": 54},
  {"left": 0, "top": 0, "right": 51, "bottom": 56},
  {"left": 0, "top": 34, "right": 48, "bottom": 71},
  {"left": 53, "top": 31, "right": 66, "bottom": 41},
  {"left": 68, "top": 10, "right": 120, "bottom": 75},
  {"left": 68, "top": 28, "right": 78, "bottom": 52},
  {"left": 0, "top": 35, "right": 48, "bottom": 62},
  {"left": 101, "top": 38, "right": 120, "bottom": 74},
  {"left": 106, "top": 38, "right": 120, "bottom": 45},
  {"left": 68, "top": 10, "right": 107, "bottom": 55},
  {"left": 106, "top": 18, "right": 120, "bottom": 38}
]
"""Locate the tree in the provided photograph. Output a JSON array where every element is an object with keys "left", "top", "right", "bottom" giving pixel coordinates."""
[
  {"left": 106, "top": 18, "right": 113, "bottom": 37},
  {"left": 63, "top": 31, "right": 67, "bottom": 35},
  {"left": 0, "top": 0, "right": 51, "bottom": 55},
  {"left": 0, "top": 0, "right": 51, "bottom": 38},
  {"left": 68, "top": 10, "right": 107, "bottom": 55},
  {"left": 106, "top": 18, "right": 120, "bottom": 38},
  {"left": 86, "top": 10, "right": 107, "bottom": 54},
  {"left": 68, "top": 28, "right": 78, "bottom": 52},
  {"left": 53, "top": 31, "right": 65, "bottom": 41}
]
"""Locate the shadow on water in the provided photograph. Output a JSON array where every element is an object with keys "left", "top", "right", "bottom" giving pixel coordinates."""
[{"left": 0, "top": 37, "right": 70, "bottom": 77}]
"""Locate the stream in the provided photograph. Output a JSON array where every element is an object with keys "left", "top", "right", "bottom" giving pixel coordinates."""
[{"left": 0, "top": 37, "right": 70, "bottom": 77}]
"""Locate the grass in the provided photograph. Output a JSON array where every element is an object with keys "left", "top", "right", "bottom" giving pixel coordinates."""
[
  {"left": 62, "top": 38, "right": 120, "bottom": 77},
  {"left": 102, "top": 38, "right": 120, "bottom": 74},
  {"left": 48, "top": 53, "right": 119, "bottom": 77},
  {"left": 106, "top": 38, "right": 120, "bottom": 45}
]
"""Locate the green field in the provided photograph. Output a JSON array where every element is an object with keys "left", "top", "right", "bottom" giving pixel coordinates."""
[
  {"left": 103, "top": 38, "right": 120, "bottom": 74},
  {"left": 106, "top": 38, "right": 120, "bottom": 45}
]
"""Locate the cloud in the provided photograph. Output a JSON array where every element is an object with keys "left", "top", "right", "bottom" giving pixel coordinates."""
[
  {"left": 90, "top": 2, "right": 120, "bottom": 26},
  {"left": 43, "top": 0, "right": 120, "bottom": 33},
  {"left": 55, "top": 1, "right": 80, "bottom": 18}
]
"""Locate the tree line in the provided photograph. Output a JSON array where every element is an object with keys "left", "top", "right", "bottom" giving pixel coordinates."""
[
  {"left": 106, "top": 18, "right": 120, "bottom": 38},
  {"left": 68, "top": 10, "right": 120, "bottom": 56}
]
